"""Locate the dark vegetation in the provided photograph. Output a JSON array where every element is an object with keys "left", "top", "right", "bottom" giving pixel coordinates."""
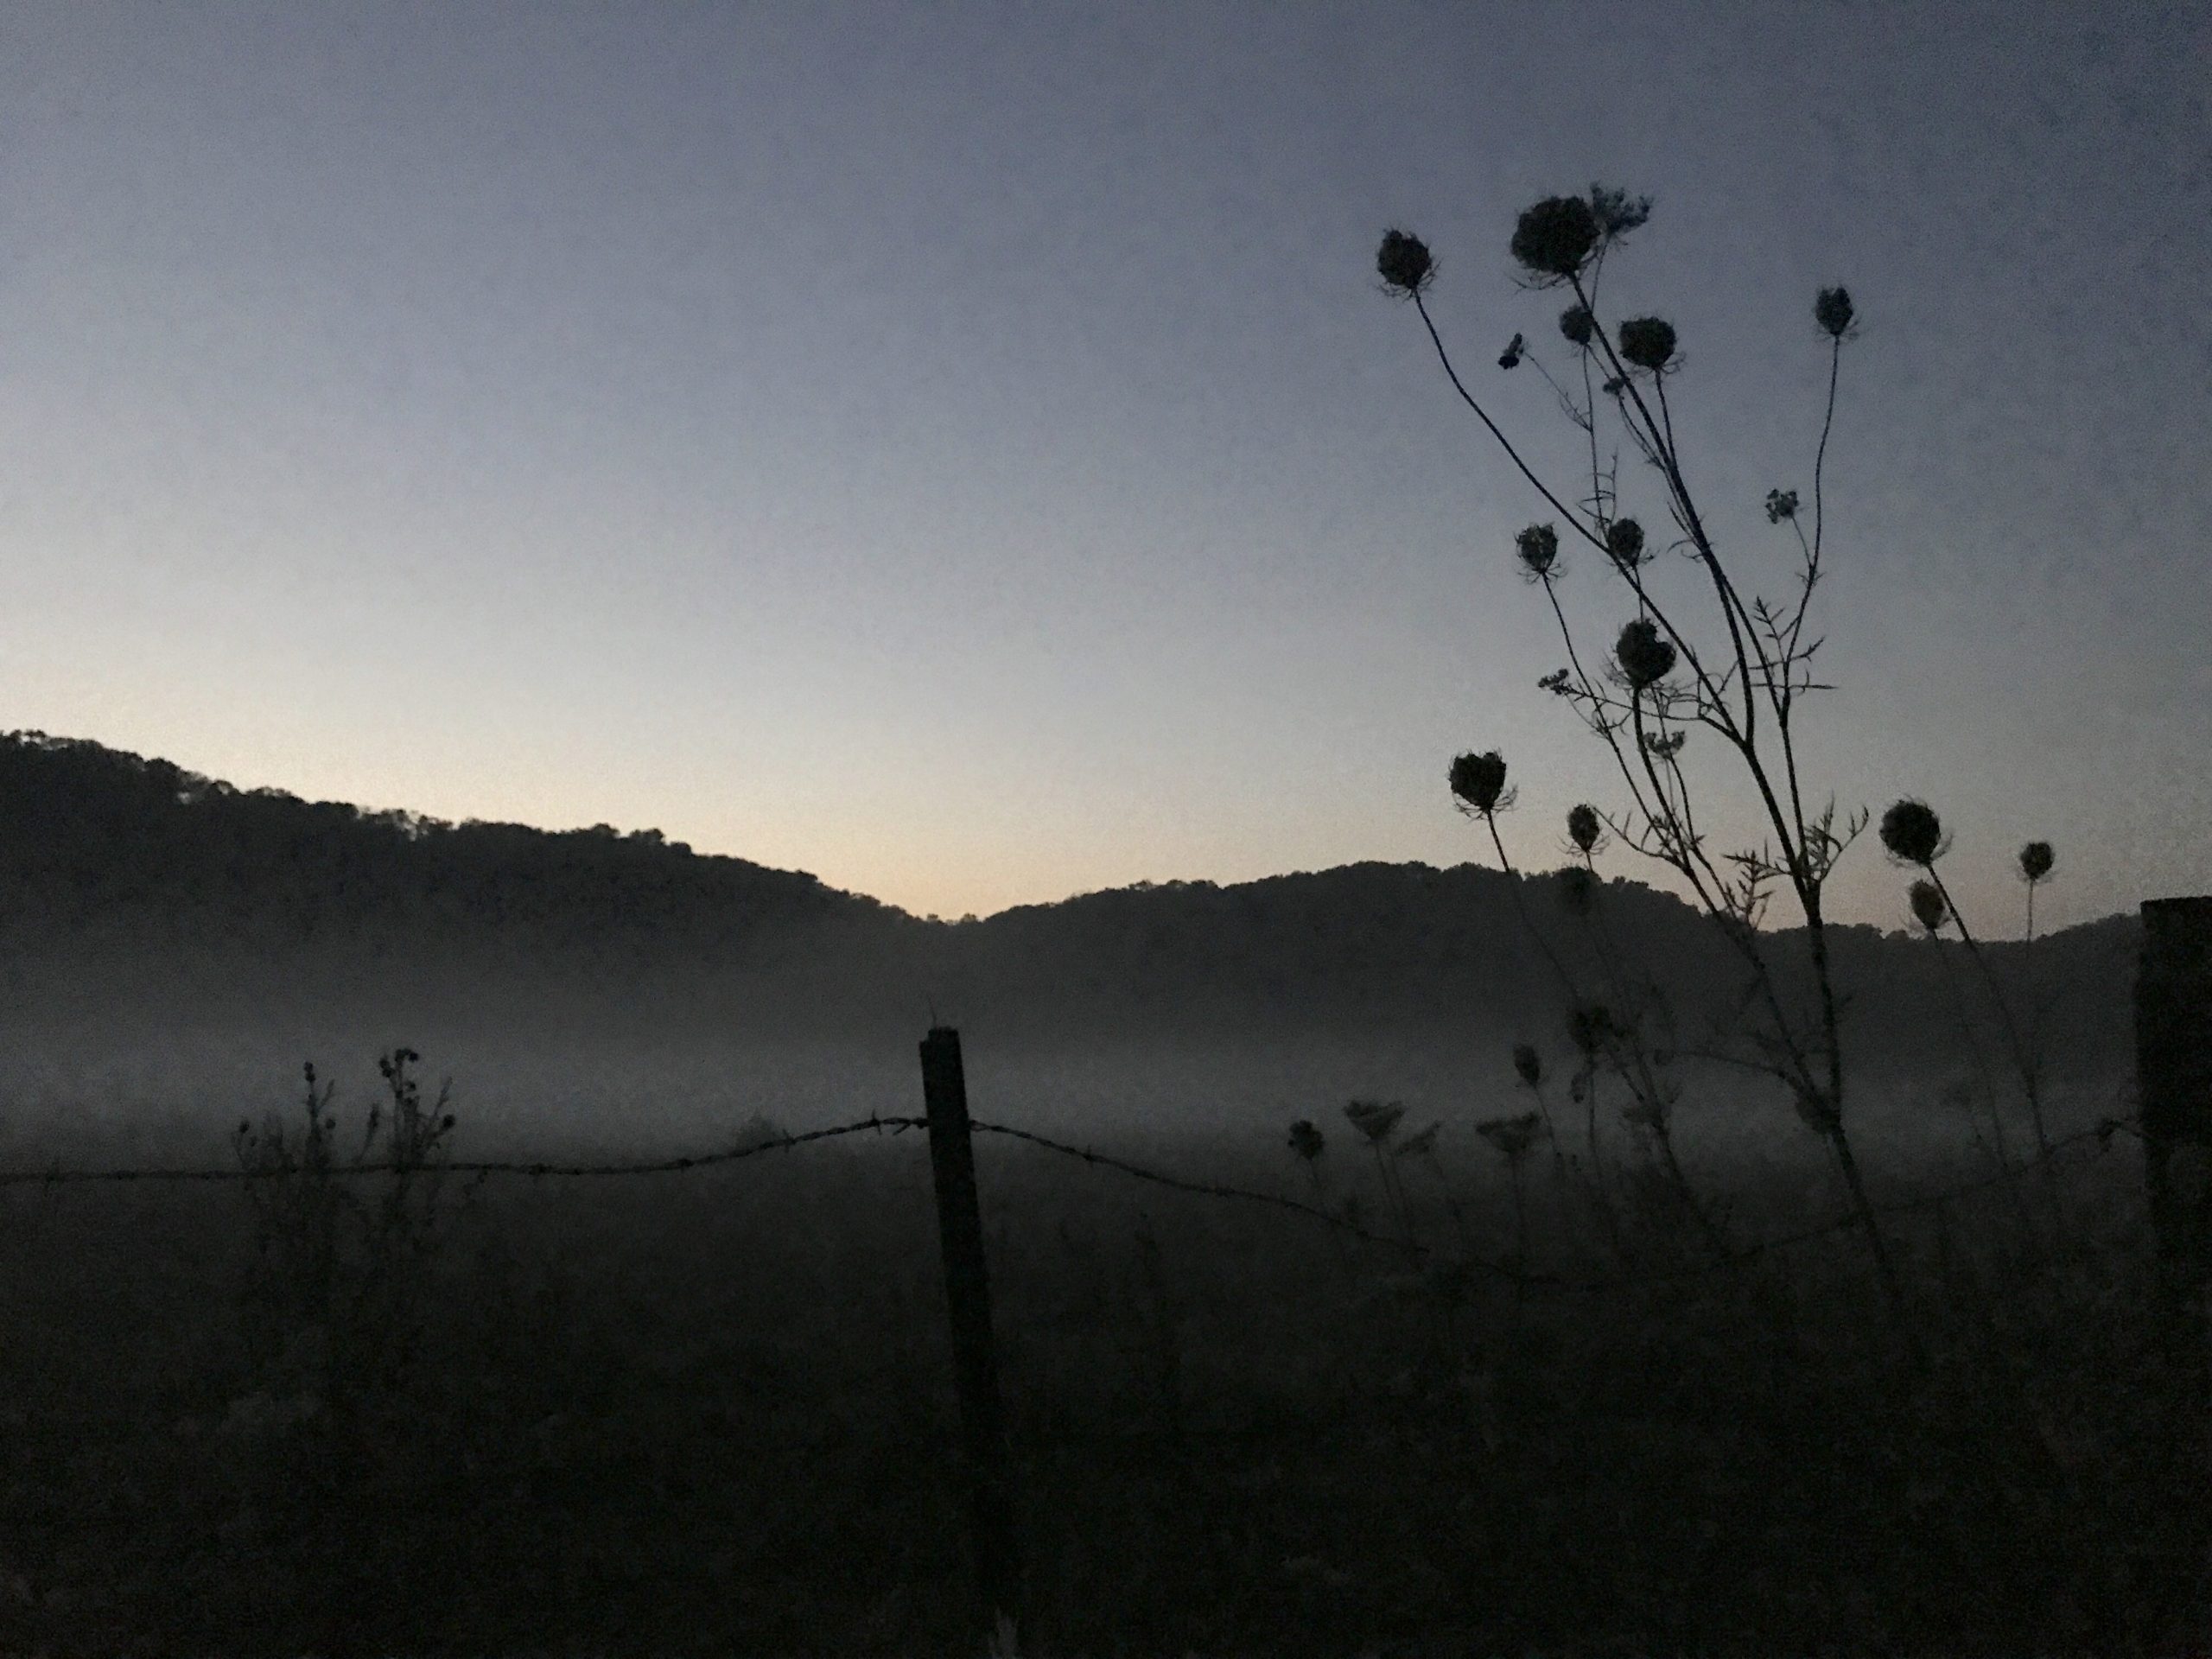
[{"left": 0, "top": 1084, "right": 2194, "bottom": 1656}]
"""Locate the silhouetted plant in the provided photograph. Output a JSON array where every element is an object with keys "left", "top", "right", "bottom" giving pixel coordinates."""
[
  {"left": 1373, "top": 184, "right": 1939, "bottom": 1353},
  {"left": 1515, "top": 524, "right": 1560, "bottom": 579},
  {"left": 1344, "top": 1098, "right": 1414, "bottom": 1243},
  {"left": 1286, "top": 1117, "right": 1333, "bottom": 1212},
  {"left": 1909, "top": 882, "right": 2040, "bottom": 1249},
  {"left": 1477, "top": 1112, "right": 1544, "bottom": 1288},
  {"left": 1566, "top": 804, "right": 1603, "bottom": 857},
  {"left": 1617, "top": 317, "right": 1677, "bottom": 373},
  {"left": 233, "top": 1050, "right": 462, "bottom": 1408},
  {"left": 2018, "top": 840, "right": 2059, "bottom": 1112},
  {"left": 1883, "top": 797, "right": 2052, "bottom": 1172}
]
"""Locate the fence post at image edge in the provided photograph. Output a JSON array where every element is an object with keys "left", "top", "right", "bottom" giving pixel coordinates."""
[
  {"left": 919, "top": 1026, "right": 1022, "bottom": 1647},
  {"left": 2137, "top": 895, "right": 2212, "bottom": 1388}
]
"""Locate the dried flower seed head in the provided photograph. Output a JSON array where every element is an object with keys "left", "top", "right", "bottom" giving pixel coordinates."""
[
  {"left": 1287, "top": 1119, "right": 1325, "bottom": 1161},
  {"left": 1559, "top": 304, "right": 1595, "bottom": 346},
  {"left": 1477, "top": 1112, "right": 1543, "bottom": 1164},
  {"left": 1568, "top": 1001, "right": 1615, "bottom": 1057},
  {"left": 1879, "top": 798, "right": 1944, "bottom": 865},
  {"left": 1588, "top": 183, "right": 1652, "bottom": 238},
  {"left": 1497, "top": 332, "right": 1525, "bottom": 370},
  {"left": 1605, "top": 518, "right": 1647, "bottom": 567},
  {"left": 1511, "top": 194, "right": 1600, "bottom": 283},
  {"left": 1764, "top": 489, "right": 1799, "bottom": 524},
  {"left": 1615, "top": 618, "right": 1675, "bottom": 690},
  {"left": 1376, "top": 229, "right": 1435, "bottom": 297},
  {"left": 2018, "top": 840, "right": 2055, "bottom": 884},
  {"left": 1515, "top": 524, "right": 1559, "bottom": 577},
  {"left": 1344, "top": 1099, "right": 1405, "bottom": 1145},
  {"left": 1618, "top": 316, "right": 1677, "bottom": 372},
  {"left": 1398, "top": 1122, "right": 1442, "bottom": 1158},
  {"left": 1815, "top": 286, "right": 1856, "bottom": 339},
  {"left": 1567, "top": 803, "right": 1601, "bottom": 855},
  {"left": 1449, "top": 750, "right": 1510, "bottom": 816},
  {"left": 1512, "top": 1042, "right": 1543, "bottom": 1088},
  {"left": 1909, "top": 878, "right": 1948, "bottom": 934}
]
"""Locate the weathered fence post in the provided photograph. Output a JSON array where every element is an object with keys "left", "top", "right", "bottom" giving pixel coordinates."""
[
  {"left": 2137, "top": 896, "right": 2212, "bottom": 1382},
  {"left": 919, "top": 1026, "right": 1020, "bottom": 1647}
]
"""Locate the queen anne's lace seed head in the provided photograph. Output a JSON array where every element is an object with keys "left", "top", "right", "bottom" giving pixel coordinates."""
[
  {"left": 1567, "top": 804, "right": 1601, "bottom": 855},
  {"left": 1344, "top": 1099, "right": 1405, "bottom": 1145},
  {"left": 1512, "top": 1043, "right": 1543, "bottom": 1088},
  {"left": 1618, "top": 316, "right": 1677, "bottom": 372},
  {"left": 1879, "top": 799, "right": 1944, "bottom": 865},
  {"left": 1815, "top": 286, "right": 1856, "bottom": 338},
  {"left": 1449, "top": 750, "right": 1509, "bottom": 816},
  {"left": 1909, "top": 879, "right": 1948, "bottom": 934},
  {"left": 1615, "top": 618, "right": 1675, "bottom": 690},
  {"left": 1511, "top": 196, "right": 1600, "bottom": 282},
  {"left": 1376, "top": 229, "right": 1435, "bottom": 297},
  {"left": 1516, "top": 524, "right": 1559, "bottom": 578}
]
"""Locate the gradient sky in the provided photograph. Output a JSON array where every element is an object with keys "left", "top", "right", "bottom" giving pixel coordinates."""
[{"left": 1, "top": 3, "right": 2205, "bottom": 932}]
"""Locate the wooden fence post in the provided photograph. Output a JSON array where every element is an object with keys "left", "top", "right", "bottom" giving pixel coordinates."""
[
  {"left": 919, "top": 1026, "right": 1020, "bottom": 1645},
  {"left": 2137, "top": 896, "right": 2212, "bottom": 1382}
]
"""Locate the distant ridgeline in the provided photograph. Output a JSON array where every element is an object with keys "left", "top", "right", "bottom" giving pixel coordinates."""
[{"left": 0, "top": 731, "right": 2138, "bottom": 1068}]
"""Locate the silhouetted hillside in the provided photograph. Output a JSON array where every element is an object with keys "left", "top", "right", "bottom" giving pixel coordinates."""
[
  {"left": 0, "top": 732, "right": 2141, "bottom": 1089},
  {"left": 0, "top": 730, "right": 892, "bottom": 942}
]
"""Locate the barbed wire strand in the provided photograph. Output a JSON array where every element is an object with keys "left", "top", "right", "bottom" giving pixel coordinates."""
[{"left": 0, "top": 1106, "right": 2141, "bottom": 1298}]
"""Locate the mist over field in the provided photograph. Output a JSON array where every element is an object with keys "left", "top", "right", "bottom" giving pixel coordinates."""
[{"left": 1, "top": 731, "right": 2137, "bottom": 1172}]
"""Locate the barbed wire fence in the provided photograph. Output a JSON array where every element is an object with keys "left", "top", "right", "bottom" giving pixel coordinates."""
[
  {"left": 0, "top": 1083, "right": 2144, "bottom": 1291},
  {"left": 0, "top": 1002, "right": 2188, "bottom": 1649}
]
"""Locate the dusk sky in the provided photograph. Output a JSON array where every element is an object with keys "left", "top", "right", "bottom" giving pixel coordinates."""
[{"left": 1, "top": 3, "right": 2203, "bottom": 933}]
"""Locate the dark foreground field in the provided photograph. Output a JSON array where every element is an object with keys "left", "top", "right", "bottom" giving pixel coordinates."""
[{"left": 0, "top": 1082, "right": 2205, "bottom": 1659}]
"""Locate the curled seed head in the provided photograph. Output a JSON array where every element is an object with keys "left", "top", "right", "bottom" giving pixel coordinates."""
[
  {"left": 1512, "top": 1043, "right": 1543, "bottom": 1088},
  {"left": 1909, "top": 879, "right": 1948, "bottom": 933},
  {"left": 1559, "top": 304, "right": 1595, "bottom": 346},
  {"left": 1515, "top": 524, "right": 1559, "bottom": 577},
  {"left": 1567, "top": 803, "right": 1601, "bottom": 855},
  {"left": 1815, "top": 286, "right": 1856, "bottom": 338},
  {"left": 1287, "top": 1119, "right": 1325, "bottom": 1161},
  {"left": 1344, "top": 1099, "right": 1405, "bottom": 1145},
  {"left": 1449, "top": 750, "right": 1509, "bottom": 815},
  {"left": 1605, "top": 518, "right": 1647, "bottom": 567},
  {"left": 1615, "top": 618, "right": 1675, "bottom": 690},
  {"left": 1568, "top": 1001, "right": 1615, "bottom": 1057},
  {"left": 1376, "top": 229, "right": 1435, "bottom": 297},
  {"left": 2018, "top": 841, "right": 2055, "bottom": 884},
  {"left": 1477, "top": 1112, "right": 1543, "bottom": 1163},
  {"left": 1764, "top": 488, "right": 1799, "bottom": 524},
  {"left": 1511, "top": 195, "right": 1600, "bottom": 282},
  {"left": 1879, "top": 798, "right": 1944, "bottom": 865},
  {"left": 1618, "top": 316, "right": 1677, "bottom": 372}
]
